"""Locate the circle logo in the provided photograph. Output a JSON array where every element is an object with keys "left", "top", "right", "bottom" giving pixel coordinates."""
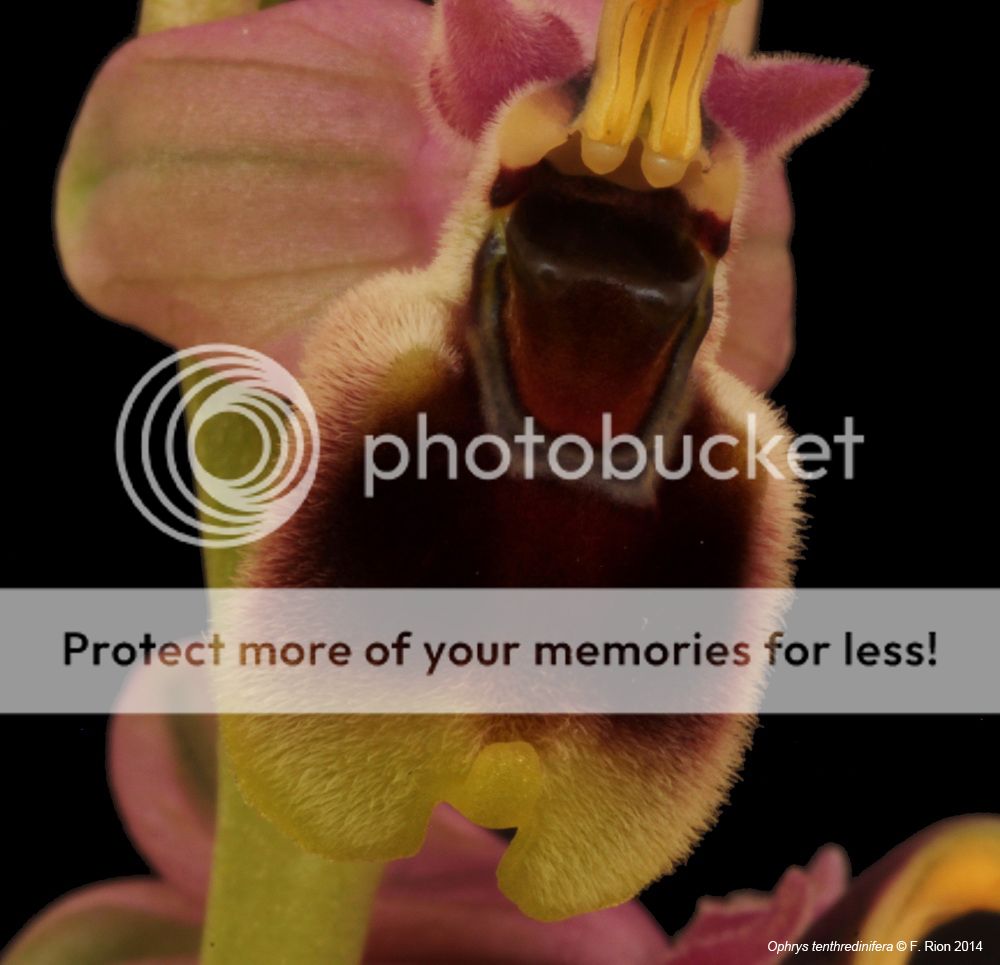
[{"left": 116, "top": 344, "right": 319, "bottom": 548}]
